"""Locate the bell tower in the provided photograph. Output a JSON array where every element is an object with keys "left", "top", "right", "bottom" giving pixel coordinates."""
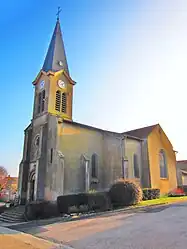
[
  {"left": 32, "top": 15, "right": 75, "bottom": 121},
  {"left": 18, "top": 12, "right": 76, "bottom": 204}
]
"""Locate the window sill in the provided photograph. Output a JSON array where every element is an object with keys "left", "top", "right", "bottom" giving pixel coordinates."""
[{"left": 160, "top": 178, "right": 169, "bottom": 180}]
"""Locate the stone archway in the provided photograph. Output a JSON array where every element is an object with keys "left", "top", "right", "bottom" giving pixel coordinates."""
[{"left": 29, "top": 170, "right": 36, "bottom": 201}]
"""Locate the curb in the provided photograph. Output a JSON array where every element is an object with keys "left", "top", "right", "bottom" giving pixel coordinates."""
[
  {"left": 0, "top": 226, "right": 59, "bottom": 249},
  {"left": 8, "top": 202, "right": 170, "bottom": 229},
  {"left": 6, "top": 199, "right": 187, "bottom": 230}
]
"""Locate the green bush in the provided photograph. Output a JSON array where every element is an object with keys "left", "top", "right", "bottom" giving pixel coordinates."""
[
  {"left": 57, "top": 194, "right": 87, "bottom": 214},
  {"left": 25, "top": 200, "right": 60, "bottom": 220},
  {"left": 108, "top": 179, "right": 143, "bottom": 207},
  {"left": 142, "top": 188, "right": 160, "bottom": 200},
  {"left": 87, "top": 192, "right": 111, "bottom": 212},
  {"left": 57, "top": 192, "right": 111, "bottom": 214}
]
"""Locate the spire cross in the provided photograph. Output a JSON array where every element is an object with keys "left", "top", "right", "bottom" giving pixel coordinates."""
[{"left": 56, "top": 7, "right": 62, "bottom": 20}]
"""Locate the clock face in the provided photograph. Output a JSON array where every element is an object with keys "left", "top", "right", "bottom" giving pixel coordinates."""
[
  {"left": 58, "top": 80, "right": 66, "bottom": 88},
  {"left": 40, "top": 80, "right": 45, "bottom": 89}
]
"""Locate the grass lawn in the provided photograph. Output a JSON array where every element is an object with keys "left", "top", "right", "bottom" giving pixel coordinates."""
[{"left": 138, "top": 196, "right": 187, "bottom": 207}]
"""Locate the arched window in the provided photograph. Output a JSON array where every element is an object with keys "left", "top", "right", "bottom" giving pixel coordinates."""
[
  {"left": 34, "top": 135, "right": 40, "bottom": 147},
  {"left": 133, "top": 154, "right": 140, "bottom": 178},
  {"left": 55, "top": 91, "right": 61, "bottom": 112},
  {"left": 41, "top": 90, "right": 45, "bottom": 112},
  {"left": 62, "top": 93, "right": 67, "bottom": 113},
  {"left": 91, "top": 154, "right": 98, "bottom": 178},
  {"left": 159, "top": 149, "right": 167, "bottom": 178}
]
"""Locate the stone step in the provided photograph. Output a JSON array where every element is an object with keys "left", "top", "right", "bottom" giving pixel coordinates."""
[
  {"left": 4, "top": 210, "right": 25, "bottom": 216},
  {"left": 0, "top": 212, "right": 24, "bottom": 220},
  {"left": 0, "top": 205, "right": 26, "bottom": 223},
  {"left": 0, "top": 215, "right": 24, "bottom": 223}
]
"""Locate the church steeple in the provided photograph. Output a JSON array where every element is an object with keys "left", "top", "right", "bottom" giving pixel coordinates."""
[
  {"left": 42, "top": 17, "right": 69, "bottom": 74},
  {"left": 32, "top": 12, "right": 75, "bottom": 122}
]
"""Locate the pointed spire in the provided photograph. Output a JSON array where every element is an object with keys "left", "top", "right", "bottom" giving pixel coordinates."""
[{"left": 42, "top": 17, "right": 69, "bottom": 74}]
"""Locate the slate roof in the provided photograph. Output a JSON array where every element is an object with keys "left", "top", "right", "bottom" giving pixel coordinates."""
[
  {"left": 0, "top": 176, "right": 18, "bottom": 190},
  {"left": 63, "top": 119, "right": 143, "bottom": 141},
  {"left": 124, "top": 124, "right": 158, "bottom": 139},
  {"left": 42, "top": 19, "right": 69, "bottom": 74}
]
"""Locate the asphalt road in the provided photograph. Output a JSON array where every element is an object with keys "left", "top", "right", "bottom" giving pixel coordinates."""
[{"left": 11, "top": 202, "right": 187, "bottom": 249}]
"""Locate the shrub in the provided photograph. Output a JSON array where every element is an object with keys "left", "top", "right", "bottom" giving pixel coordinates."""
[
  {"left": 25, "top": 200, "right": 60, "bottom": 220},
  {"left": 57, "top": 191, "right": 111, "bottom": 214},
  {"left": 142, "top": 188, "right": 160, "bottom": 200},
  {"left": 109, "top": 179, "right": 143, "bottom": 207}
]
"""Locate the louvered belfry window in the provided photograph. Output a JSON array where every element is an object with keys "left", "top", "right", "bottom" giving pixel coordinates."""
[
  {"left": 55, "top": 91, "right": 61, "bottom": 112},
  {"left": 37, "top": 90, "right": 45, "bottom": 114},
  {"left": 62, "top": 93, "right": 67, "bottom": 113}
]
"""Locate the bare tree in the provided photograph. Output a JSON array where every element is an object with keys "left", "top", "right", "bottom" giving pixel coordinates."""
[{"left": 0, "top": 166, "right": 8, "bottom": 180}]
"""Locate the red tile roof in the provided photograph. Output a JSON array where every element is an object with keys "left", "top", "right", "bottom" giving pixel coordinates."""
[
  {"left": 0, "top": 176, "right": 18, "bottom": 190},
  {"left": 177, "top": 160, "right": 187, "bottom": 163}
]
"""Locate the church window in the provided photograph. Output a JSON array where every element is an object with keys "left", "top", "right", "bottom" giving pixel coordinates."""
[
  {"left": 122, "top": 158, "right": 128, "bottom": 179},
  {"left": 55, "top": 91, "right": 61, "bottom": 112},
  {"left": 159, "top": 149, "right": 168, "bottom": 178},
  {"left": 133, "top": 154, "right": 140, "bottom": 178},
  {"left": 62, "top": 93, "right": 67, "bottom": 113},
  {"left": 34, "top": 135, "right": 40, "bottom": 147},
  {"left": 91, "top": 154, "right": 98, "bottom": 178},
  {"left": 41, "top": 90, "right": 45, "bottom": 112},
  {"left": 37, "top": 92, "right": 42, "bottom": 114}
]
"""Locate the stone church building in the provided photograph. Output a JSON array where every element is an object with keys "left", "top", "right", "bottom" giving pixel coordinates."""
[{"left": 18, "top": 18, "right": 177, "bottom": 204}]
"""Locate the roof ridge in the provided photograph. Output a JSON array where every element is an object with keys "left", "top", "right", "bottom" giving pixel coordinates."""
[
  {"left": 124, "top": 123, "right": 158, "bottom": 133},
  {"left": 124, "top": 124, "right": 158, "bottom": 139}
]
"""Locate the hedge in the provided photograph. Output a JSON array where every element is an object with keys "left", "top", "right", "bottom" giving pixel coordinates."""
[
  {"left": 25, "top": 200, "right": 60, "bottom": 220},
  {"left": 142, "top": 188, "right": 160, "bottom": 200},
  {"left": 57, "top": 192, "right": 111, "bottom": 214}
]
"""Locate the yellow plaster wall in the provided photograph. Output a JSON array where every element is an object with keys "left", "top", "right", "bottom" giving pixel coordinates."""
[
  {"left": 147, "top": 125, "right": 177, "bottom": 194},
  {"left": 48, "top": 70, "right": 73, "bottom": 120},
  {"left": 57, "top": 122, "right": 143, "bottom": 192},
  {"left": 58, "top": 122, "right": 104, "bottom": 193},
  {"left": 125, "top": 138, "right": 142, "bottom": 182}
]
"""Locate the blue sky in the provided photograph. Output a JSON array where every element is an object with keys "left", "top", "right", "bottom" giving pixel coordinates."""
[{"left": 1, "top": 0, "right": 187, "bottom": 176}]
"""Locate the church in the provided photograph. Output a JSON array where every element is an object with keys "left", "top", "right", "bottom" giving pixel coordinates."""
[{"left": 18, "top": 17, "right": 177, "bottom": 204}]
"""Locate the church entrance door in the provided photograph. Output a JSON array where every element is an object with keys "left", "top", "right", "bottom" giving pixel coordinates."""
[
  {"left": 29, "top": 170, "right": 35, "bottom": 202},
  {"left": 30, "top": 179, "right": 35, "bottom": 201}
]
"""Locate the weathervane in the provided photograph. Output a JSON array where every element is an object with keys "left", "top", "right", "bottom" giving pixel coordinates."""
[{"left": 56, "top": 6, "right": 62, "bottom": 20}]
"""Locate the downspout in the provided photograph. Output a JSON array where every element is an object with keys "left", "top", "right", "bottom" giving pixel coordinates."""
[{"left": 121, "top": 135, "right": 127, "bottom": 179}]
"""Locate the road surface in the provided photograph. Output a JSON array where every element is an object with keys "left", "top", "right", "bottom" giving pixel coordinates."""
[{"left": 11, "top": 202, "right": 187, "bottom": 249}]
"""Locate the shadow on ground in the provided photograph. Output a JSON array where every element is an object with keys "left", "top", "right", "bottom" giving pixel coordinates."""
[{"left": 8, "top": 203, "right": 187, "bottom": 236}]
